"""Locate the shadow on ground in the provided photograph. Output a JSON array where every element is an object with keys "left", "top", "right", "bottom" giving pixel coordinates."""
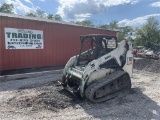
[{"left": 53, "top": 87, "right": 160, "bottom": 120}]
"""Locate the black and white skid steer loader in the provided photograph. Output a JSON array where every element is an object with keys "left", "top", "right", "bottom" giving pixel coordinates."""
[{"left": 59, "top": 34, "right": 133, "bottom": 102}]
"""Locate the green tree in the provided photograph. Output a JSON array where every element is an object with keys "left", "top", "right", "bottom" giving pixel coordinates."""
[
  {"left": 135, "top": 17, "right": 160, "bottom": 47},
  {"left": 81, "top": 20, "right": 95, "bottom": 27},
  {"left": 47, "top": 14, "right": 54, "bottom": 20},
  {"left": 118, "top": 26, "right": 133, "bottom": 41},
  {"left": 98, "top": 24, "right": 110, "bottom": 29},
  {"left": 117, "top": 32, "right": 126, "bottom": 42},
  {"left": 74, "top": 20, "right": 95, "bottom": 27},
  {"left": 98, "top": 21, "right": 134, "bottom": 42},
  {"left": 54, "top": 14, "right": 62, "bottom": 21},
  {"left": 0, "top": 3, "right": 14, "bottom": 13},
  {"left": 26, "top": 13, "right": 37, "bottom": 17},
  {"left": 36, "top": 9, "right": 46, "bottom": 18},
  {"left": 109, "top": 21, "right": 118, "bottom": 30}
]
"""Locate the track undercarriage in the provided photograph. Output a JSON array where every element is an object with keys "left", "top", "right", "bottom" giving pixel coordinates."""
[
  {"left": 85, "top": 70, "right": 131, "bottom": 102},
  {"left": 60, "top": 70, "right": 131, "bottom": 103}
]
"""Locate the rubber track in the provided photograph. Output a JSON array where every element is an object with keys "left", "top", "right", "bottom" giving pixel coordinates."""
[{"left": 85, "top": 70, "right": 131, "bottom": 103}]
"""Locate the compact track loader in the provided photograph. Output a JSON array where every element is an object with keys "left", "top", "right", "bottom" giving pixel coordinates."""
[{"left": 59, "top": 34, "right": 133, "bottom": 102}]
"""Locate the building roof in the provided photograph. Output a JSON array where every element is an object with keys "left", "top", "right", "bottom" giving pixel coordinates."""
[{"left": 0, "top": 12, "right": 117, "bottom": 32}]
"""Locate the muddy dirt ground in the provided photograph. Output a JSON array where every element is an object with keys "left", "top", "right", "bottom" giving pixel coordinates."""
[{"left": 0, "top": 59, "right": 160, "bottom": 120}]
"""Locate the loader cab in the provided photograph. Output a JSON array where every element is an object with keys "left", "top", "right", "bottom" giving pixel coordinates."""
[{"left": 77, "top": 35, "right": 118, "bottom": 66}]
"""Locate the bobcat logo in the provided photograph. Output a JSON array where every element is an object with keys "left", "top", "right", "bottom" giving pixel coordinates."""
[{"left": 7, "top": 46, "right": 16, "bottom": 49}]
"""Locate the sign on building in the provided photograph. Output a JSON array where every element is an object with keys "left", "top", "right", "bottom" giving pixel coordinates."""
[{"left": 5, "top": 28, "right": 44, "bottom": 49}]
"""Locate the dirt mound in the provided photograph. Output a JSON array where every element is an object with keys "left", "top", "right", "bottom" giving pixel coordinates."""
[
  {"left": 134, "top": 58, "right": 160, "bottom": 73},
  {"left": 7, "top": 83, "right": 82, "bottom": 112}
]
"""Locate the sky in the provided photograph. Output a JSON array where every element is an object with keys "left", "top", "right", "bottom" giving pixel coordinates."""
[{"left": 0, "top": 0, "right": 160, "bottom": 27}]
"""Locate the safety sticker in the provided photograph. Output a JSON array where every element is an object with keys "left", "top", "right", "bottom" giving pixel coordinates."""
[{"left": 127, "top": 57, "right": 133, "bottom": 65}]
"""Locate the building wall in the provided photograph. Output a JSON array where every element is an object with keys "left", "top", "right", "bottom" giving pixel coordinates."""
[{"left": 0, "top": 16, "right": 117, "bottom": 71}]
